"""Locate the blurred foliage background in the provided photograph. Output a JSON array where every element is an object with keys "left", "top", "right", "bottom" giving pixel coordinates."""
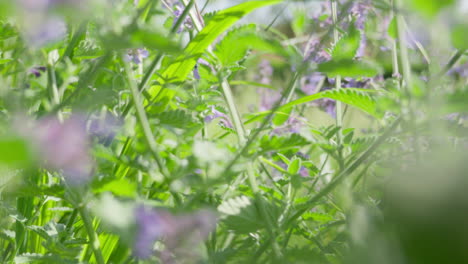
[{"left": 0, "top": 0, "right": 467, "bottom": 263}]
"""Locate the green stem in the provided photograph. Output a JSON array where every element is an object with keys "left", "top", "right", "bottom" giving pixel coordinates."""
[
  {"left": 284, "top": 116, "right": 401, "bottom": 228},
  {"left": 395, "top": 0, "right": 412, "bottom": 96},
  {"left": 78, "top": 206, "right": 105, "bottom": 264},
  {"left": 331, "top": 0, "right": 344, "bottom": 169},
  {"left": 123, "top": 56, "right": 169, "bottom": 180},
  {"left": 47, "top": 64, "right": 63, "bottom": 121},
  {"left": 218, "top": 74, "right": 282, "bottom": 259}
]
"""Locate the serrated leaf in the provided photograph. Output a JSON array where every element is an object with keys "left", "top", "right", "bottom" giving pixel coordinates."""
[
  {"left": 249, "top": 88, "right": 383, "bottom": 122},
  {"left": 258, "top": 134, "right": 309, "bottom": 154},
  {"left": 218, "top": 196, "right": 263, "bottom": 233},
  {"left": 155, "top": 109, "right": 194, "bottom": 128},
  {"left": 215, "top": 24, "right": 287, "bottom": 67},
  {"left": 331, "top": 23, "right": 361, "bottom": 60},
  {"left": 149, "top": 0, "right": 281, "bottom": 95}
]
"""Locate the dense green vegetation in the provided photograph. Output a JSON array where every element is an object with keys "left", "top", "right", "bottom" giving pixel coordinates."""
[{"left": 0, "top": 0, "right": 467, "bottom": 263}]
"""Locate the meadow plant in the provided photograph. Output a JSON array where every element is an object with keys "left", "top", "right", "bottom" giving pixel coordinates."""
[{"left": 0, "top": 0, "right": 467, "bottom": 263}]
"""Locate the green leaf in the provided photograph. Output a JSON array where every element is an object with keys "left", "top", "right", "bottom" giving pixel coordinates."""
[
  {"left": 451, "top": 23, "right": 468, "bottom": 51},
  {"left": 218, "top": 196, "right": 263, "bottom": 233},
  {"left": 150, "top": 0, "right": 281, "bottom": 92},
  {"left": 257, "top": 133, "right": 309, "bottom": 154},
  {"left": 0, "top": 137, "right": 31, "bottom": 167},
  {"left": 288, "top": 158, "right": 301, "bottom": 175},
  {"left": 272, "top": 106, "right": 292, "bottom": 126},
  {"left": 408, "top": 0, "right": 454, "bottom": 18},
  {"left": 387, "top": 17, "right": 397, "bottom": 39},
  {"left": 131, "top": 30, "right": 181, "bottom": 52},
  {"left": 218, "top": 195, "right": 280, "bottom": 233},
  {"left": 215, "top": 24, "right": 288, "bottom": 67},
  {"left": 292, "top": 10, "right": 307, "bottom": 36},
  {"left": 249, "top": 88, "right": 383, "bottom": 121},
  {"left": 331, "top": 23, "right": 361, "bottom": 60},
  {"left": 93, "top": 178, "right": 137, "bottom": 197},
  {"left": 317, "top": 59, "right": 381, "bottom": 78}
]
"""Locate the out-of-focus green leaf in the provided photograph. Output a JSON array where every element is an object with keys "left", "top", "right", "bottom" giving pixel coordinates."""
[
  {"left": 250, "top": 88, "right": 383, "bottom": 121},
  {"left": 331, "top": 24, "right": 361, "bottom": 60},
  {"left": 451, "top": 23, "right": 468, "bottom": 51},
  {"left": 0, "top": 137, "right": 31, "bottom": 167},
  {"left": 215, "top": 24, "right": 288, "bottom": 68},
  {"left": 150, "top": 0, "right": 281, "bottom": 93},
  {"left": 407, "top": 0, "right": 455, "bottom": 18},
  {"left": 288, "top": 158, "right": 301, "bottom": 175},
  {"left": 257, "top": 134, "right": 309, "bottom": 154},
  {"left": 317, "top": 59, "right": 381, "bottom": 78},
  {"left": 218, "top": 195, "right": 280, "bottom": 233},
  {"left": 387, "top": 17, "right": 397, "bottom": 39},
  {"left": 292, "top": 10, "right": 307, "bottom": 36},
  {"left": 93, "top": 178, "right": 137, "bottom": 197}
]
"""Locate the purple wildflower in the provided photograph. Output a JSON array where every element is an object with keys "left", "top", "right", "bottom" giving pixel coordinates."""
[
  {"left": 204, "top": 106, "right": 233, "bottom": 129},
  {"left": 256, "top": 60, "right": 282, "bottom": 111},
  {"left": 125, "top": 48, "right": 149, "bottom": 64},
  {"left": 258, "top": 88, "right": 281, "bottom": 111},
  {"left": 16, "top": 115, "right": 93, "bottom": 185},
  {"left": 133, "top": 206, "right": 217, "bottom": 260},
  {"left": 305, "top": 39, "right": 331, "bottom": 64},
  {"left": 448, "top": 63, "right": 468, "bottom": 78},
  {"left": 29, "top": 66, "right": 47, "bottom": 77},
  {"left": 299, "top": 166, "right": 309, "bottom": 177},
  {"left": 193, "top": 58, "right": 214, "bottom": 80},
  {"left": 320, "top": 98, "right": 337, "bottom": 118},
  {"left": 172, "top": 3, "right": 193, "bottom": 33},
  {"left": 272, "top": 116, "right": 304, "bottom": 135},
  {"left": 23, "top": 16, "right": 67, "bottom": 47},
  {"left": 258, "top": 59, "right": 273, "bottom": 85},
  {"left": 88, "top": 113, "right": 122, "bottom": 145},
  {"left": 349, "top": 1, "right": 372, "bottom": 31},
  {"left": 193, "top": 64, "right": 200, "bottom": 80},
  {"left": 134, "top": 206, "right": 166, "bottom": 259},
  {"left": 301, "top": 73, "right": 325, "bottom": 95}
]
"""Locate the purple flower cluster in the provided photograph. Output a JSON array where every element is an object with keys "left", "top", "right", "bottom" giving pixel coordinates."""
[
  {"left": 172, "top": 2, "right": 193, "bottom": 33},
  {"left": 16, "top": 115, "right": 93, "bottom": 185},
  {"left": 134, "top": 206, "right": 216, "bottom": 260},
  {"left": 272, "top": 116, "right": 304, "bottom": 135},
  {"left": 204, "top": 106, "right": 233, "bottom": 129},
  {"left": 88, "top": 113, "right": 122, "bottom": 145},
  {"left": 16, "top": 0, "right": 74, "bottom": 47},
  {"left": 125, "top": 48, "right": 149, "bottom": 64},
  {"left": 29, "top": 66, "right": 47, "bottom": 77},
  {"left": 256, "top": 60, "right": 282, "bottom": 111}
]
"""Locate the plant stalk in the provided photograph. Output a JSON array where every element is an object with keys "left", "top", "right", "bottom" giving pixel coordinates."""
[
  {"left": 331, "top": 0, "right": 344, "bottom": 168},
  {"left": 78, "top": 206, "right": 105, "bottom": 264}
]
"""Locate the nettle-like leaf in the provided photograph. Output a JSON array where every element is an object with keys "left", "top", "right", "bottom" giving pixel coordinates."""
[
  {"left": 149, "top": 0, "right": 281, "bottom": 94},
  {"left": 218, "top": 195, "right": 280, "bottom": 233},
  {"left": 249, "top": 88, "right": 383, "bottom": 123},
  {"left": 257, "top": 134, "right": 309, "bottom": 154},
  {"left": 214, "top": 24, "right": 287, "bottom": 67},
  {"left": 153, "top": 109, "right": 194, "bottom": 128},
  {"left": 331, "top": 24, "right": 361, "bottom": 60},
  {"left": 317, "top": 59, "right": 382, "bottom": 78}
]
